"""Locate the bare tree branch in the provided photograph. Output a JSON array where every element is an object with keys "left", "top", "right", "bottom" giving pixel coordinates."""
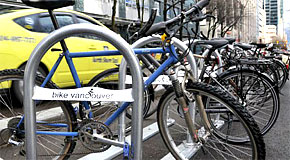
[{"left": 206, "top": 0, "right": 250, "bottom": 38}]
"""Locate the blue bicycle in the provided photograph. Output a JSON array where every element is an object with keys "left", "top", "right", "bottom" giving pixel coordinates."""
[{"left": 0, "top": 0, "right": 265, "bottom": 159}]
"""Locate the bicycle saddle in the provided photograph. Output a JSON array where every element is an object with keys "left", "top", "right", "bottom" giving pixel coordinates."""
[
  {"left": 196, "top": 40, "right": 229, "bottom": 49},
  {"left": 250, "top": 42, "right": 267, "bottom": 49},
  {"left": 234, "top": 43, "right": 253, "bottom": 50},
  {"left": 22, "top": 0, "right": 75, "bottom": 10},
  {"left": 212, "top": 37, "right": 236, "bottom": 44}
]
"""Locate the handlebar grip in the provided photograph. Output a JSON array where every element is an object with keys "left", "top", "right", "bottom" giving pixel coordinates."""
[
  {"left": 144, "top": 0, "right": 211, "bottom": 36},
  {"left": 195, "top": 0, "right": 210, "bottom": 10},
  {"left": 145, "top": 22, "right": 166, "bottom": 36}
]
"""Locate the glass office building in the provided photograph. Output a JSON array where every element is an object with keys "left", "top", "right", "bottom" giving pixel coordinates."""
[{"left": 264, "top": 0, "right": 282, "bottom": 26}]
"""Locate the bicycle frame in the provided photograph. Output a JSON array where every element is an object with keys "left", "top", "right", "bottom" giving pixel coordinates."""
[{"left": 19, "top": 43, "right": 180, "bottom": 137}]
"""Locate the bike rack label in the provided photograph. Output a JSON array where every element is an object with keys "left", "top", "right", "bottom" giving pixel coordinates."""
[{"left": 32, "top": 86, "right": 134, "bottom": 102}]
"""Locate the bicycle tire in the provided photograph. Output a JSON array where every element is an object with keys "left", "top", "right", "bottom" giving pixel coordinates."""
[
  {"left": 272, "top": 59, "right": 288, "bottom": 89},
  {"left": 217, "top": 68, "right": 280, "bottom": 135},
  {"left": 257, "top": 63, "right": 279, "bottom": 86},
  {"left": 0, "top": 69, "right": 77, "bottom": 160},
  {"left": 157, "top": 82, "right": 265, "bottom": 159}
]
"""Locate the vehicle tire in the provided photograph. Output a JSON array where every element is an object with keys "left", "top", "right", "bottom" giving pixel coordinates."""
[
  {"left": 87, "top": 68, "right": 152, "bottom": 119},
  {"left": 0, "top": 69, "right": 77, "bottom": 160},
  {"left": 157, "top": 82, "right": 265, "bottom": 159},
  {"left": 216, "top": 69, "right": 280, "bottom": 135}
]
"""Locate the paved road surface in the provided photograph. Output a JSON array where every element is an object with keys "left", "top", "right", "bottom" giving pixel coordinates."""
[
  {"left": 62, "top": 81, "right": 290, "bottom": 159},
  {"left": 1, "top": 82, "right": 290, "bottom": 159},
  {"left": 114, "top": 82, "right": 290, "bottom": 160},
  {"left": 264, "top": 81, "right": 290, "bottom": 159}
]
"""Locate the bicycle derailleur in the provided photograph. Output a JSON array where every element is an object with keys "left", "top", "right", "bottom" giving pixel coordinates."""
[{"left": 0, "top": 118, "right": 25, "bottom": 147}]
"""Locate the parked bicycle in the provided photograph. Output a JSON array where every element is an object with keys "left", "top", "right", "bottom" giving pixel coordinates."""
[{"left": 0, "top": 0, "right": 265, "bottom": 159}]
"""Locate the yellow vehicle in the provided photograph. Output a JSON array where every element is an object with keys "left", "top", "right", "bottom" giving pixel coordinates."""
[{"left": 0, "top": 9, "right": 122, "bottom": 88}]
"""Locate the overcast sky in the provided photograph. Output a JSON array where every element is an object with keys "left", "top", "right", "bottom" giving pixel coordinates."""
[
  {"left": 285, "top": 2, "right": 290, "bottom": 26},
  {"left": 284, "top": 1, "right": 290, "bottom": 47}
]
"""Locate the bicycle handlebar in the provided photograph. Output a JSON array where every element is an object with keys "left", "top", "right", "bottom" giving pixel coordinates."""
[
  {"left": 145, "top": 0, "right": 210, "bottom": 36},
  {"left": 195, "top": 0, "right": 210, "bottom": 10},
  {"left": 138, "top": 9, "right": 157, "bottom": 36}
]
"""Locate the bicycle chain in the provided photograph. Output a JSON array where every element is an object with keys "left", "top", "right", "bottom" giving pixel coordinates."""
[
  {"left": 30, "top": 119, "right": 114, "bottom": 157},
  {"left": 2, "top": 119, "right": 127, "bottom": 157}
]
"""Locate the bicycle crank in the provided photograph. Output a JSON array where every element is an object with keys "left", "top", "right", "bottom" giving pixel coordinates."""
[{"left": 79, "top": 120, "right": 117, "bottom": 152}]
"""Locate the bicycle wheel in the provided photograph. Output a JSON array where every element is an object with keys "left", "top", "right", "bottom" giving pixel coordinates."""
[
  {"left": 87, "top": 67, "right": 152, "bottom": 119},
  {"left": 256, "top": 63, "right": 279, "bottom": 86},
  {"left": 217, "top": 69, "right": 280, "bottom": 135},
  {"left": 272, "top": 59, "right": 288, "bottom": 89},
  {"left": 0, "top": 69, "right": 76, "bottom": 159},
  {"left": 157, "top": 82, "right": 265, "bottom": 159}
]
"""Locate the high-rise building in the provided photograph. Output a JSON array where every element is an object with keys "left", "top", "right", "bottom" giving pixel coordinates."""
[
  {"left": 258, "top": 0, "right": 266, "bottom": 42},
  {"left": 264, "top": 0, "right": 280, "bottom": 26},
  {"left": 238, "top": 0, "right": 258, "bottom": 42},
  {"left": 263, "top": 0, "right": 287, "bottom": 47},
  {"left": 257, "top": 0, "right": 266, "bottom": 42},
  {"left": 280, "top": 0, "right": 283, "bottom": 19}
]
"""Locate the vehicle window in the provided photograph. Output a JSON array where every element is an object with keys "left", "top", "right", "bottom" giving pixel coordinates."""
[
  {"left": 77, "top": 17, "right": 94, "bottom": 24},
  {"left": 38, "top": 15, "right": 74, "bottom": 33},
  {"left": 0, "top": 10, "right": 16, "bottom": 15},
  {"left": 75, "top": 17, "right": 102, "bottom": 40},
  {"left": 14, "top": 14, "right": 38, "bottom": 31},
  {"left": 14, "top": 14, "right": 74, "bottom": 33}
]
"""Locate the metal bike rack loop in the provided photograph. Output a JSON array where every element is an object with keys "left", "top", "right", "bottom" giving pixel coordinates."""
[{"left": 23, "top": 24, "right": 144, "bottom": 160}]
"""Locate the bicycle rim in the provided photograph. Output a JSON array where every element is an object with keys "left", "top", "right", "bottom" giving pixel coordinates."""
[
  {"left": 157, "top": 82, "right": 265, "bottom": 159},
  {"left": 0, "top": 69, "right": 76, "bottom": 160},
  {"left": 218, "top": 70, "right": 279, "bottom": 135},
  {"left": 88, "top": 68, "right": 151, "bottom": 120}
]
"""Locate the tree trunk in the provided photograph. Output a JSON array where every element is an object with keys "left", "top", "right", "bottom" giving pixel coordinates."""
[
  {"left": 163, "top": 0, "right": 167, "bottom": 21},
  {"left": 141, "top": 0, "right": 145, "bottom": 24},
  {"left": 136, "top": 0, "right": 141, "bottom": 20},
  {"left": 179, "top": 0, "right": 184, "bottom": 40},
  {"left": 111, "top": 0, "right": 117, "bottom": 31}
]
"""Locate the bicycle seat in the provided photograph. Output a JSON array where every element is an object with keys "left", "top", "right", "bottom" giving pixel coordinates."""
[
  {"left": 224, "top": 37, "right": 236, "bottom": 44},
  {"left": 250, "top": 42, "right": 267, "bottom": 49},
  {"left": 22, "top": 0, "right": 75, "bottom": 10},
  {"left": 197, "top": 40, "right": 229, "bottom": 49},
  {"left": 234, "top": 43, "right": 253, "bottom": 50},
  {"left": 212, "top": 37, "right": 236, "bottom": 44}
]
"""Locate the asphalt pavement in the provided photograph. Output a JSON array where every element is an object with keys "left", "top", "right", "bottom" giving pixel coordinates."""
[
  {"left": 2, "top": 82, "right": 290, "bottom": 159},
  {"left": 264, "top": 81, "right": 290, "bottom": 159},
  {"left": 79, "top": 82, "right": 290, "bottom": 160},
  {"left": 113, "top": 82, "right": 290, "bottom": 160}
]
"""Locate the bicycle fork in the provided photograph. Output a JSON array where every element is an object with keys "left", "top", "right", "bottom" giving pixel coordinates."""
[{"left": 169, "top": 70, "right": 212, "bottom": 144}]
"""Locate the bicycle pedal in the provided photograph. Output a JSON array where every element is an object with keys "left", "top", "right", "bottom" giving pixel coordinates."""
[
  {"left": 8, "top": 138, "right": 24, "bottom": 146},
  {"left": 19, "top": 149, "right": 26, "bottom": 156},
  {"left": 123, "top": 142, "right": 130, "bottom": 159}
]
